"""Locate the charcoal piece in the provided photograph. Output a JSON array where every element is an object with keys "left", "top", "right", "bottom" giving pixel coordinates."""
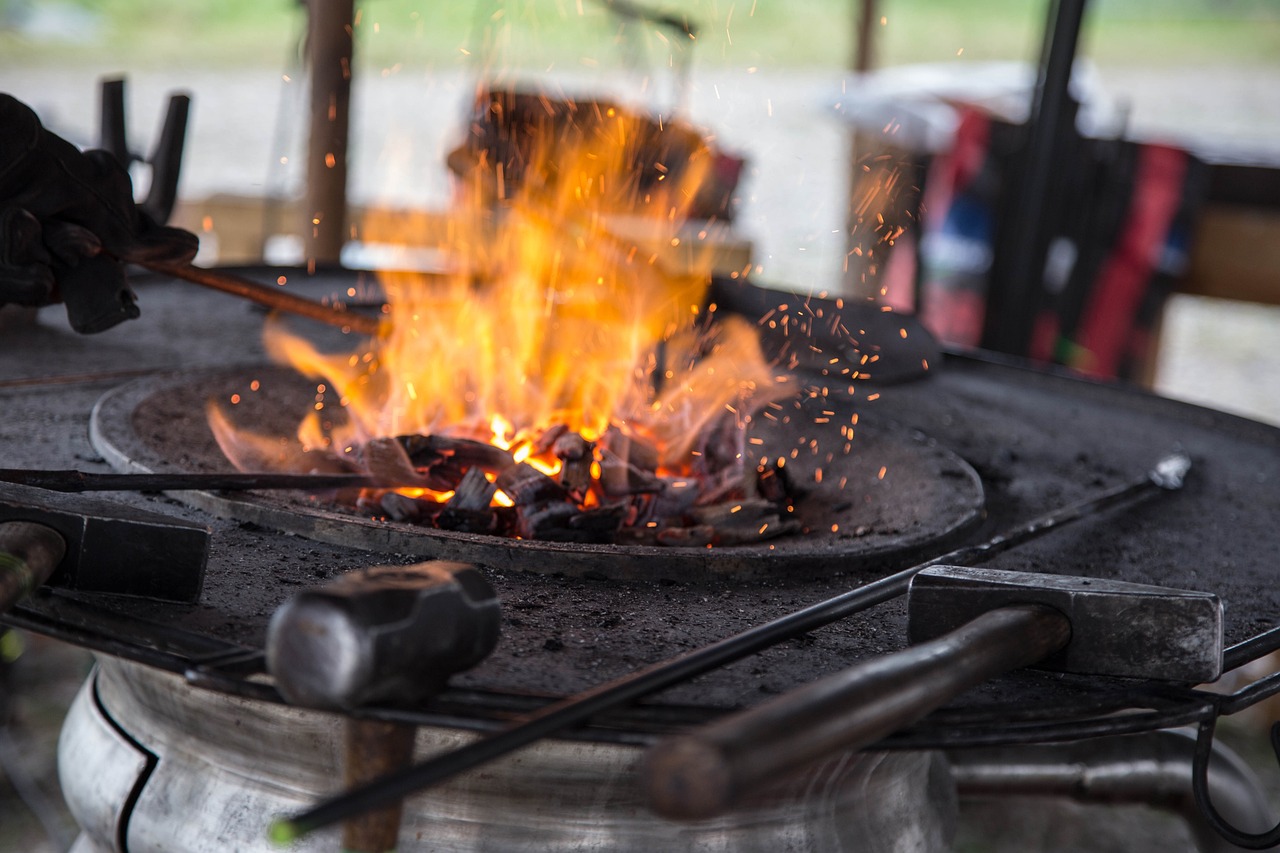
[
  {"left": 448, "top": 466, "right": 497, "bottom": 511},
  {"left": 426, "top": 435, "right": 515, "bottom": 473},
  {"left": 597, "top": 449, "right": 663, "bottom": 497},
  {"left": 560, "top": 458, "right": 592, "bottom": 495},
  {"left": 693, "top": 412, "right": 747, "bottom": 479},
  {"left": 396, "top": 433, "right": 512, "bottom": 489},
  {"left": 362, "top": 437, "right": 427, "bottom": 485},
  {"left": 567, "top": 505, "right": 626, "bottom": 541},
  {"left": 380, "top": 492, "right": 425, "bottom": 523},
  {"left": 754, "top": 460, "right": 796, "bottom": 503},
  {"left": 552, "top": 432, "right": 592, "bottom": 461},
  {"left": 600, "top": 426, "right": 658, "bottom": 475},
  {"left": 436, "top": 507, "right": 500, "bottom": 534},
  {"left": 496, "top": 462, "right": 568, "bottom": 506},
  {"left": 531, "top": 423, "right": 569, "bottom": 456},
  {"left": 648, "top": 477, "right": 700, "bottom": 522},
  {"left": 516, "top": 501, "right": 578, "bottom": 541},
  {"left": 395, "top": 434, "right": 446, "bottom": 468}
]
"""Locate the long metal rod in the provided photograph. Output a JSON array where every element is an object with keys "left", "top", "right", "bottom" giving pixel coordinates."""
[
  {"left": 270, "top": 451, "right": 1191, "bottom": 842},
  {"left": 0, "top": 469, "right": 400, "bottom": 493},
  {"left": 139, "top": 260, "right": 382, "bottom": 336}
]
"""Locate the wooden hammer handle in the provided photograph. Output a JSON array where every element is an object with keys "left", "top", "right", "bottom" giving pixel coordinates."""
[
  {"left": 644, "top": 603, "right": 1071, "bottom": 820},
  {"left": 0, "top": 521, "right": 67, "bottom": 614}
]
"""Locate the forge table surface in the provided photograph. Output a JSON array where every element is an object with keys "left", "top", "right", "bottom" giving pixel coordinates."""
[{"left": 3, "top": 269, "right": 1278, "bottom": 735}]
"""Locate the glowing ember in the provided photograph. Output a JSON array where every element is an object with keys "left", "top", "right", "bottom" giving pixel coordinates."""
[{"left": 210, "top": 87, "right": 797, "bottom": 544}]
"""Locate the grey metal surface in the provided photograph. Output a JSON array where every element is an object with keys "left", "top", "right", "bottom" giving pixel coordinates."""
[
  {"left": 908, "top": 566, "right": 1224, "bottom": 682},
  {"left": 64, "top": 656, "right": 957, "bottom": 852},
  {"left": 949, "top": 730, "right": 1276, "bottom": 853},
  {"left": 56, "top": 674, "right": 151, "bottom": 853},
  {"left": 87, "top": 363, "right": 987, "bottom": 583}
]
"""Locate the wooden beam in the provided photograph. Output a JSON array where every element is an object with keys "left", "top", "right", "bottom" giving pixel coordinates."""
[{"left": 304, "top": 0, "right": 355, "bottom": 265}]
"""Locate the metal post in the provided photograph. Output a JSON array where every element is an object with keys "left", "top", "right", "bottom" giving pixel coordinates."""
[
  {"left": 980, "top": 0, "right": 1088, "bottom": 354},
  {"left": 304, "top": 0, "right": 354, "bottom": 265}
]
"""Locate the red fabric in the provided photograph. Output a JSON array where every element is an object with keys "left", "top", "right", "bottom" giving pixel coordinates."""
[{"left": 1072, "top": 145, "right": 1188, "bottom": 377}]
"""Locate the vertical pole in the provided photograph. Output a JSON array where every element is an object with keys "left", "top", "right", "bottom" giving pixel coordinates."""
[
  {"left": 304, "top": 0, "right": 354, "bottom": 266},
  {"left": 980, "top": 0, "right": 1088, "bottom": 354}
]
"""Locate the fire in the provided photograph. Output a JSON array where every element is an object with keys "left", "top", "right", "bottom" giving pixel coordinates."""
[{"left": 211, "top": 87, "right": 790, "bottom": 526}]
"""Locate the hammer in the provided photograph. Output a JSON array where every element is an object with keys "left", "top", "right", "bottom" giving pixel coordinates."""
[
  {"left": 265, "top": 561, "right": 501, "bottom": 853},
  {"left": 644, "top": 565, "right": 1223, "bottom": 820},
  {"left": 0, "top": 481, "right": 209, "bottom": 613}
]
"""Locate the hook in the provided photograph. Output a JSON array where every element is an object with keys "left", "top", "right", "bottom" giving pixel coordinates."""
[{"left": 1192, "top": 713, "right": 1280, "bottom": 849}]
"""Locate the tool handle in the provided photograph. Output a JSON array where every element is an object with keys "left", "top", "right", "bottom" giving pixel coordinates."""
[
  {"left": 0, "top": 521, "right": 67, "bottom": 614},
  {"left": 644, "top": 603, "right": 1071, "bottom": 820}
]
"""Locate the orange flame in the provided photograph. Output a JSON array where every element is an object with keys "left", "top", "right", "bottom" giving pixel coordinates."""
[{"left": 217, "top": 90, "right": 788, "bottom": 500}]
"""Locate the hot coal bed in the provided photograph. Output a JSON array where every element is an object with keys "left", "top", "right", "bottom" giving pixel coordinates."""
[{"left": 4, "top": 268, "right": 1280, "bottom": 851}]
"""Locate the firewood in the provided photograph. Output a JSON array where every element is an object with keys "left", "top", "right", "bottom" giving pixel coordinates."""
[{"left": 424, "top": 435, "right": 515, "bottom": 473}]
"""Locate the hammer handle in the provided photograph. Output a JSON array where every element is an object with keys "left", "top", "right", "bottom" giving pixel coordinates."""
[
  {"left": 0, "top": 521, "right": 67, "bottom": 614},
  {"left": 644, "top": 603, "right": 1071, "bottom": 820}
]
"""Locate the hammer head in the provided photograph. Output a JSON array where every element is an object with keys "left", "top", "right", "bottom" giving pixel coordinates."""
[
  {"left": 266, "top": 561, "right": 501, "bottom": 710},
  {"left": 0, "top": 480, "right": 209, "bottom": 602},
  {"left": 908, "top": 566, "right": 1223, "bottom": 683}
]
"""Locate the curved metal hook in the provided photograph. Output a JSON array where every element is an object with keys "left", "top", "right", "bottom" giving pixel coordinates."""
[{"left": 1192, "top": 714, "right": 1280, "bottom": 849}]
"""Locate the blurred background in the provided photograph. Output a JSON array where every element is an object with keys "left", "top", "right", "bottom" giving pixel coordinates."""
[{"left": 2, "top": 1, "right": 1278, "bottom": 849}]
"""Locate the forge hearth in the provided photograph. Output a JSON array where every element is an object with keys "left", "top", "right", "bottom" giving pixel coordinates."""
[{"left": 89, "top": 364, "right": 984, "bottom": 581}]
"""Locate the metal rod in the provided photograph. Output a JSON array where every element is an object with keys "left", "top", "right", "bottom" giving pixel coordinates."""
[
  {"left": 270, "top": 451, "right": 1191, "bottom": 841},
  {"left": 138, "top": 260, "right": 382, "bottom": 335},
  {"left": 981, "top": 0, "right": 1088, "bottom": 355},
  {"left": 0, "top": 469, "right": 401, "bottom": 493}
]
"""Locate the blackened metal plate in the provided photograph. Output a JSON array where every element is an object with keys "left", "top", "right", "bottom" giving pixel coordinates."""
[{"left": 89, "top": 365, "right": 984, "bottom": 582}]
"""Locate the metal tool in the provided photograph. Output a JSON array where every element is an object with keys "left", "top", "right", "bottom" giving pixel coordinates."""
[
  {"left": 268, "top": 452, "right": 1191, "bottom": 841},
  {"left": 644, "top": 565, "right": 1223, "bottom": 819},
  {"left": 139, "top": 260, "right": 383, "bottom": 335},
  {"left": 0, "top": 481, "right": 209, "bottom": 612},
  {"left": 0, "top": 468, "right": 415, "bottom": 494},
  {"left": 265, "top": 561, "right": 501, "bottom": 710},
  {"left": 265, "top": 561, "right": 500, "bottom": 853}
]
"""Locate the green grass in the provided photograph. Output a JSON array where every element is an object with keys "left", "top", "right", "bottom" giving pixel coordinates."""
[{"left": 0, "top": 0, "right": 1277, "bottom": 71}]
